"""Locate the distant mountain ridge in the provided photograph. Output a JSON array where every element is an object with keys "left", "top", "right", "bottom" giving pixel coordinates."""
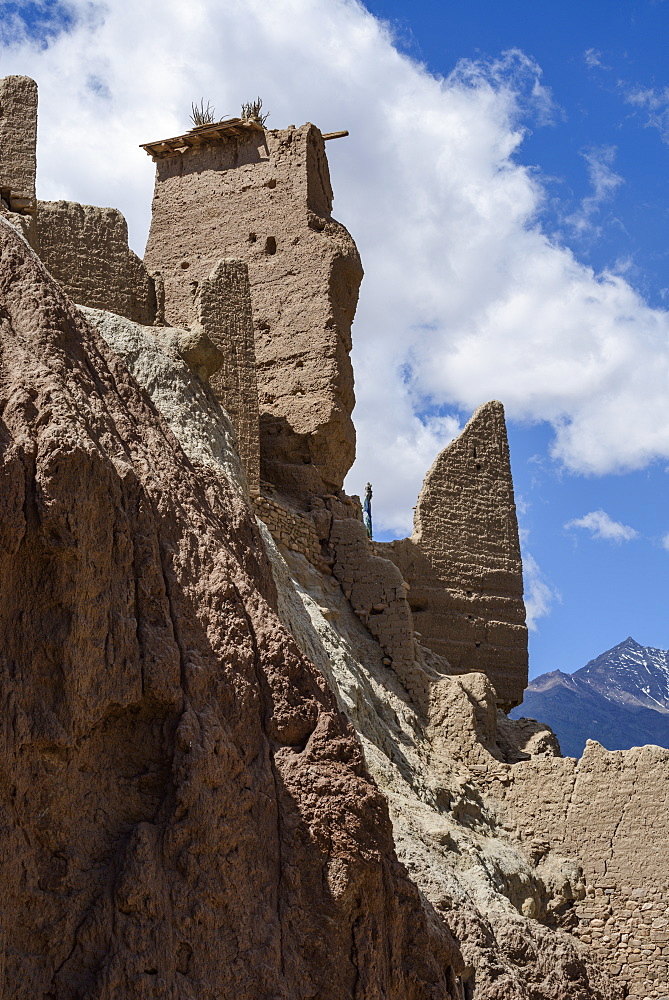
[{"left": 510, "top": 637, "right": 669, "bottom": 758}]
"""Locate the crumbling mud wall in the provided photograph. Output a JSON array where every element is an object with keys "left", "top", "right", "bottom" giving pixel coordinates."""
[
  {"left": 36, "top": 200, "right": 157, "bottom": 324},
  {"left": 194, "top": 258, "right": 260, "bottom": 494},
  {"left": 143, "top": 123, "right": 362, "bottom": 496},
  {"left": 377, "top": 401, "right": 528, "bottom": 709},
  {"left": 0, "top": 75, "right": 38, "bottom": 246},
  {"left": 484, "top": 742, "right": 669, "bottom": 999}
]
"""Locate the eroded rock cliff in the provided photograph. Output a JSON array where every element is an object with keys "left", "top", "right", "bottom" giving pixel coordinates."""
[{"left": 0, "top": 218, "right": 463, "bottom": 1000}]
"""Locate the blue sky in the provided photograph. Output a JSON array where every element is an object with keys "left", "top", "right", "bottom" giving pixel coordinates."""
[
  {"left": 2, "top": 0, "right": 668, "bottom": 679},
  {"left": 363, "top": 0, "right": 669, "bottom": 675}
]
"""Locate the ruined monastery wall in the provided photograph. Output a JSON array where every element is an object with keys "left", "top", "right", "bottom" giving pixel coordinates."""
[
  {"left": 194, "top": 258, "right": 261, "bottom": 493},
  {"left": 484, "top": 742, "right": 669, "bottom": 998},
  {"left": 36, "top": 200, "right": 157, "bottom": 325},
  {"left": 378, "top": 401, "right": 528, "bottom": 709},
  {"left": 0, "top": 75, "right": 38, "bottom": 246},
  {"left": 143, "top": 123, "right": 362, "bottom": 495}
]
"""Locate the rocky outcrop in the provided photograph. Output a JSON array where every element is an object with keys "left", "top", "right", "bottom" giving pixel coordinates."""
[
  {"left": 143, "top": 122, "right": 362, "bottom": 496},
  {"left": 0, "top": 218, "right": 465, "bottom": 999},
  {"left": 0, "top": 75, "right": 38, "bottom": 246},
  {"left": 262, "top": 534, "right": 621, "bottom": 1000},
  {"left": 36, "top": 200, "right": 157, "bottom": 324},
  {"left": 378, "top": 402, "right": 528, "bottom": 709}
]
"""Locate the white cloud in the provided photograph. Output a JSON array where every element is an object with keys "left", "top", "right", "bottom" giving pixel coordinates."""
[
  {"left": 661, "top": 532, "right": 669, "bottom": 552},
  {"left": 3, "top": 1, "right": 669, "bottom": 536},
  {"left": 584, "top": 48, "right": 608, "bottom": 70},
  {"left": 518, "top": 527, "right": 560, "bottom": 630},
  {"left": 564, "top": 509, "right": 639, "bottom": 542},
  {"left": 565, "top": 146, "right": 623, "bottom": 236},
  {"left": 624, "top": 85, "right": 669, "bottom": 143}
]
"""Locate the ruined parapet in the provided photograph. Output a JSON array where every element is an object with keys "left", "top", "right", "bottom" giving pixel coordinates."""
[
  {"left": 0, "top": 75, "right": 38, "bottom": 246},
  {"left": 194, "top": 259, "right": 260, "bottom": 495},
  {"left": 143, "top": 121, "right": 362, "bottom": 497},
  {"left": 36, "top": 200, "right": 156, "bottom": 324},
  {"left": 378, "top": 401, "right": 527, "bottom": 709}
]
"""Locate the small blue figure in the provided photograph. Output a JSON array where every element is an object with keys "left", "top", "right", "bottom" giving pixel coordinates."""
[{"left": 363, "top": 482, "right": 373, "bottom": 539}]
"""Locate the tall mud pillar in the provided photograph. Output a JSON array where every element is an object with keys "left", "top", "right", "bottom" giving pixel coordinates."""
[{"left": 0, "top": 75, "right": 38, "bottom": 247}]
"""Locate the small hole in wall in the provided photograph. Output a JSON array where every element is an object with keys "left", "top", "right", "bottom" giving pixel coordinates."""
[
  {"left": 475, "top": 642, "right": 481, "bottom": 648},
  {"left": 264, "top": 236, "right": 277, "bottom": 255},
  {"left": 248, "top": 232, "right": 257, "bottom": 243},
  {"left": 466, "top": 591, "right": 473, "bottom": 597},
  {"left": 180, "top": 260, "right": 190, "bottom": 269},
  {"left": 265, "top": 178, "right": 277, "bottom": 189},
  {"left": 409, "top": 600, "right": 429, "bottom": 613},
  {"left": 476, "top": 463, "right": 482, "bottom": 471}
]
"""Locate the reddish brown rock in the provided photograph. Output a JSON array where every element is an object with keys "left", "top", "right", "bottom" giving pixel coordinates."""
[{"left": 0, "top": 217, "right": 463, "bottom": 999}]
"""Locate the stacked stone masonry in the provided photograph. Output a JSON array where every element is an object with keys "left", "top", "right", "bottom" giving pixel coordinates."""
[
  {"left": 143, "top": 122, "right": 363, "bottom": 496},
  {"left": 252, "top": 491, "right": 329, "bottom": 572}
]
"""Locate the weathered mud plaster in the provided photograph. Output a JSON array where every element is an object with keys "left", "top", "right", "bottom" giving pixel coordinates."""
[
  {"left": 378, "top": 401, "right": 528, "bottom": 709},
  {"left": 0, "top": 75, "right": 38, "bottom": 246},
  {"left": 143, "top": 123, "right": 362, "bottom": 495},
  {"left": 36, "top": 200, "right": 156, "bottom": 324},
  {"left": 194, "top": 258, "right": 260, "bottom": 495}
]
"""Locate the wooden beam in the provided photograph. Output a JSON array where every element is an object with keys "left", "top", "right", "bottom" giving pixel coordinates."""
[{"left": 322, "top": 130, "right": 349, "bottom": 141}]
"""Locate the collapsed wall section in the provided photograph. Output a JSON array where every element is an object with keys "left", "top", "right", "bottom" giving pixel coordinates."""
[
  {"left": 143, "top": 123, "right": 363, "bottom": 496},
  {"left": 378, "top": 401, "right": 528, "bottom": 709},
  {"left": 0, "top": 75, "right": 38, "bottom": 246},
  {"left": 36, "top": 200, "right": 156, "bottom": 324}
]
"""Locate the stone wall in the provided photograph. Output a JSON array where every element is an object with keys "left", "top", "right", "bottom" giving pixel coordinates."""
[
  {"left": 0, "top": 75, "right": 38, "bottom": 246},
  {"left": 252, "top": 491, "right": 328, "bottom": 571},
  {"left": 195, "top": 259, "right": 260, "bottom": 495},
  {"left": 377, "top": 400, "right": 528, "bottom": 709},
  {"left": 484, "top": 742, "right": 669, "bottom": 999},
  {"left": 36, "top": 200, "right": 156, "bottom": 324},
  {"left": 143, "top": 123, "right": 362, "bottom": 496}
]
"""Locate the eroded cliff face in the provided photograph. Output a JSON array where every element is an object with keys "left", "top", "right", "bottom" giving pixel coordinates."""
[{"left": 0, "top": 219, "right": 464, "bottom": 1000}]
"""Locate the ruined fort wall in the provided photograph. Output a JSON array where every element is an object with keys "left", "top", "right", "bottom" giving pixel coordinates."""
[
  {"left": 378, "top": 401, "right": 528, "bottom": 709},
  {"left": 36, "top": 200, "right": 156, "bottom": 324},
  {"left": 143, "top": 123, "right": 362, "bottom": 496},
  {"left": 195, "top": 259, "right": 260, "bottom": 494},
  {"left": 0, "top": 75, "right": 38, "bottom": 246},
  {"left": 482, "top": 742, "right": 669, "bottom": 998}
]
